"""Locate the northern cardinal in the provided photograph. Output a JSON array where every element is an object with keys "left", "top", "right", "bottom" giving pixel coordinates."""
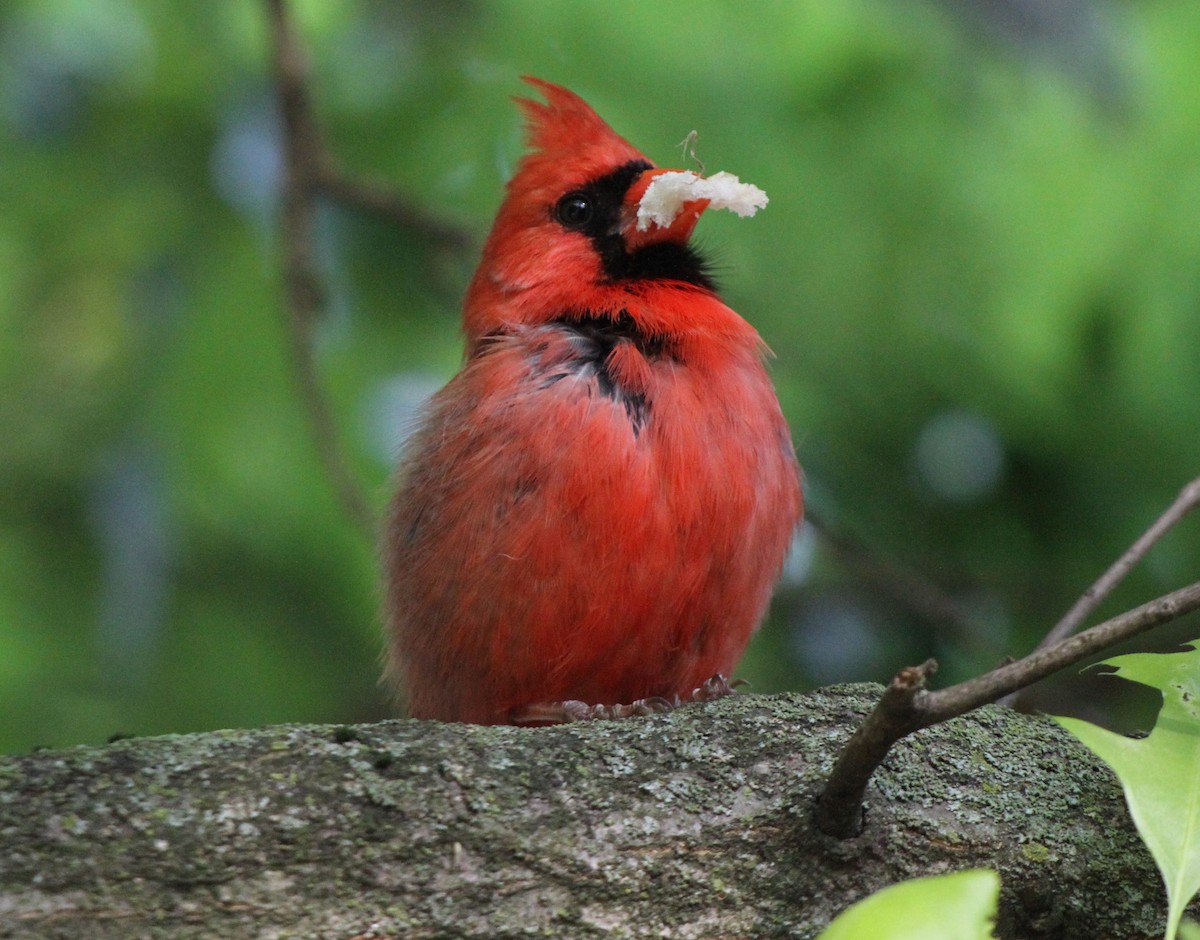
[{"left": 383, "top": 78, "right": 802, "bottom": 724}]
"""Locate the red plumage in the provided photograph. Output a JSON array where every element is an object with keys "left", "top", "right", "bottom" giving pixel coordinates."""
[{"left": 384, "top": 78, "right": 802, "bottom": 724}]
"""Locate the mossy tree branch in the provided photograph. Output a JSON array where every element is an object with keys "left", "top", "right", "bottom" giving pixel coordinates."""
[{"left": 1, "top": 687, "right": 1193, "bottom": 939}]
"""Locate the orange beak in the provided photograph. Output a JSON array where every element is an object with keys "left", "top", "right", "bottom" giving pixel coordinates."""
[{"left": 622, "top": 167, "right": 711, "bottom": 249}]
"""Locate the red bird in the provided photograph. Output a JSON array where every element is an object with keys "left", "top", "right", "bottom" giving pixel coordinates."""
[{"left": 383, "top": 79, "right": 802, "bottom": 724}]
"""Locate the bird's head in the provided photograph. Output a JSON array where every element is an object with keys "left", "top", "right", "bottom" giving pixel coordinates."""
[{"left": 463, "top": 78, "right": 765, "bottom": 339}]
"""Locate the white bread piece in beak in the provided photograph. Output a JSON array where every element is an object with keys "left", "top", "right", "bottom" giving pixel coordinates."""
[{"left": 636, "top": 170, "right": 768, "bottom": 231}]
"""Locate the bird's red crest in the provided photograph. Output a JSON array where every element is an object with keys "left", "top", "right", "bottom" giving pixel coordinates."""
[{"left": 513, "top": 77, "right": 648, "bottom": 186}]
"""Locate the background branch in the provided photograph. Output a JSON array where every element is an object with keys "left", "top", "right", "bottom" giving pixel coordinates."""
[
  {"left": 807, "top": 507, "right": 982, "bottom": 645},
  {"left": 265, "top": 0, "right": 473, "bottom": 540},
  {"left": 314, "top": 164, "right": 472, "bottom": 252},
  {"left": 267, "top": 0, "right": 376, "bottom": 539}
]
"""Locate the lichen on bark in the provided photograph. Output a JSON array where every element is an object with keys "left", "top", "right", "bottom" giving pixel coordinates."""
[{"left": 0, "top": 685, "right": 1189, "bottom": 938}]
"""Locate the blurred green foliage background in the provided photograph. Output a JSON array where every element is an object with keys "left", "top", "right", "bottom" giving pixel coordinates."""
[{"left": 1, "top": 0, "right": 1198, "bottom": 754}]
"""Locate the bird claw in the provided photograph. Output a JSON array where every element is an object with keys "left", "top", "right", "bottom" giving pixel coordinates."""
[
  {"left": 514, "top": 697, "right": 674, "bottom": 724},
  {"left": 690, "top": 673, "right": 746, "bottom": 702},
  {"left": 512, "top": 673, "right": 743, "bottom": 725}
]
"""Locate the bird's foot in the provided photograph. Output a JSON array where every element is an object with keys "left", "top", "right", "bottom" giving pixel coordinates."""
[
  {"left": 513, "top": 673, "right": 744, "bottom": 725},
  {"left": 689, "top": 673, "right": 746, "bottom": 702}
]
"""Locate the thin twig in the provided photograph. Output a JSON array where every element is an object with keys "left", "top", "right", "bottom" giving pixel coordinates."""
[
  {"left": 815, "top": 578, "right": 1200, "bottom": 838},
  {"left": 1034, "top": 475, "right": 1200, "bottom": 653},
  {"left": 267, "top": 0, "right": 376, "bottom": 539},
  {"left": 927, "top": 580, "right": 1200, "bottom": 719},
  {"left": 1002, "top": 474, "right": 1200, "bottom": 709}
]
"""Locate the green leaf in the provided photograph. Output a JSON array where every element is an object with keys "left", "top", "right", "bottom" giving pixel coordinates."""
[
  {"left": 1054, "top": 643, "right": 1200, "bottom": 940},
  {"left": 1178, "top": 921, "right": 1200, "bottom": 940},
  {"left": 817, "top": 869, "right": 999, "bottom": 940}
]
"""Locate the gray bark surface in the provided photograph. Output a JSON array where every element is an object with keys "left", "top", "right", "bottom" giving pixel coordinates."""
[{"left": 0, "top": 685, "right": 1183, "bottom": 938}]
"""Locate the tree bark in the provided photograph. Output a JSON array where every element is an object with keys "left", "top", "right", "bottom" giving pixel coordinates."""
[{"left": 0, "top": 685, "right": 1186, "bottom": 939}]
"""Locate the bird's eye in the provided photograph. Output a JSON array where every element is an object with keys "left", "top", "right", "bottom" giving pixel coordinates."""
[{"left": 555, "top": 192, "right": 594, "bottom": 229}]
